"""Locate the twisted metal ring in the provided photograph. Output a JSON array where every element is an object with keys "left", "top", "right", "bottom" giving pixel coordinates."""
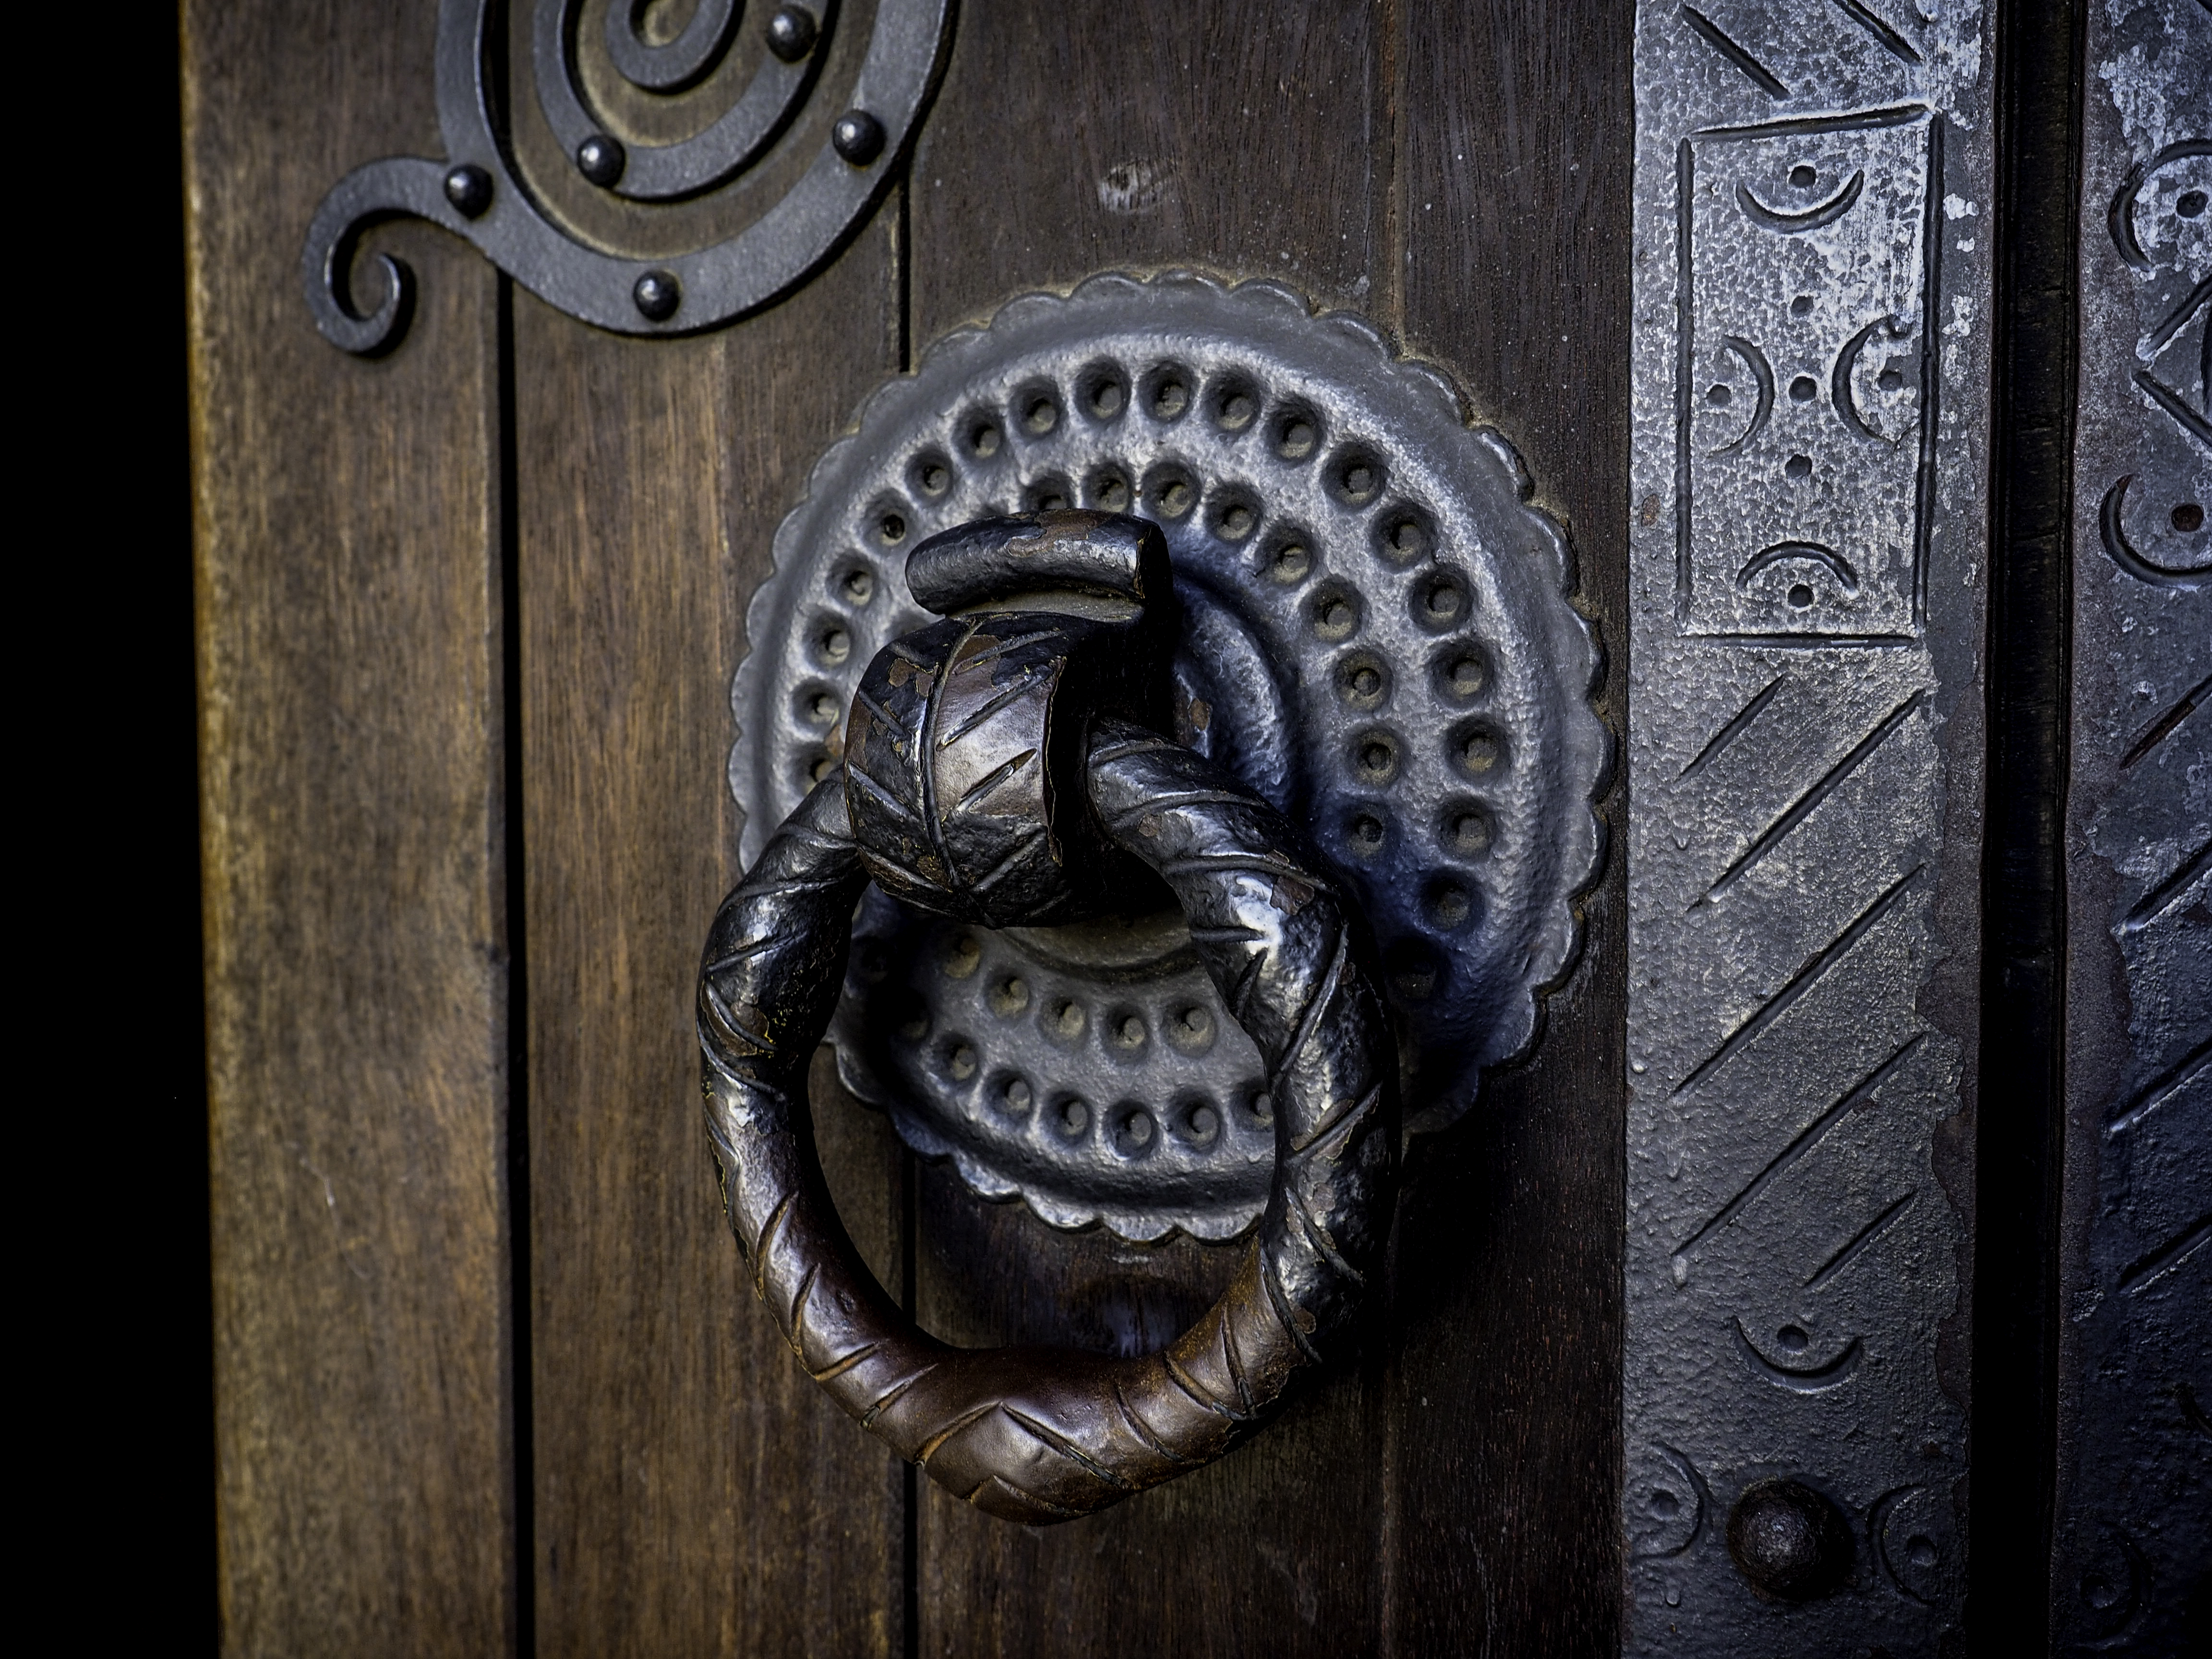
[{"left": 697, "top": 721, "right": 1396, "bottom": 1520}]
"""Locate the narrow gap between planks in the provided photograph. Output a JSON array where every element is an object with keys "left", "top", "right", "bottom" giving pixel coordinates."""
[
  {"left": 1969, "top": 0, "right": 2083, "bottom": 1649},
  {"left": 496, "top": 271, "right": 540, "bottom": 1659}
]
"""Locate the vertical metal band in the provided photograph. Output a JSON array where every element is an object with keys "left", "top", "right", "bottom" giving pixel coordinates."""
[
  {"left": 2055, "top": 4, "right": 2210, "bottom": 1650},
  {"left": 1625, "top": 5, "right": 1993, "bottom": 1648}
]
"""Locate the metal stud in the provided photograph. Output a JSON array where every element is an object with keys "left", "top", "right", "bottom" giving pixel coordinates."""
[
  {"left": 576, "top": 133, "right": 626, "bottom": 187},
  {"left": 831, "top": 110, "right": 886, "bottom": 166},
  {"left": 632, "top": 270, "right": 680, "bottom": 322},
  {"left": 766, "top": 5, "right": 818, "bottom": 60},
  {"left": 1727, "top": 1479, "right": 1854, "bottom": 1602},
  {"left": 441, "top": 164, "right": 493, "bottom": 218}
]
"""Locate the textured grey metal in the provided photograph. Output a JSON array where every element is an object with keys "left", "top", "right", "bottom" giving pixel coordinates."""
[
  {"left": 300, "top": 0, "right": 951, "bottom": 351},
  {"left": 1625, "top": 4, "right": 1992, "bottom": 1651},
  {"left": 732, "top": 272, "right": 1608, "bottom": 1240},
  {"left": 2054, "top": 5, "right": 2211, "bottom": 1651}
]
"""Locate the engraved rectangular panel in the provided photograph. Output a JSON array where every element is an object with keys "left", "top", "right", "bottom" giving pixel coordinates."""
[
  {"left": 1626, "top": 2, "right": 1992, "bottom": 1652},
  {"left": 1683, "top": 112, "right": 1935, "bottom": 635},
  {"left": 2054, "top": 3, "right": 2211, "bottom": 1651}
]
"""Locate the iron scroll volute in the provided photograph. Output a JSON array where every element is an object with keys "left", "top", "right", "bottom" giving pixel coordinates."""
[
  {"left": 300, "top": 0, "right": 955, "bottom": 352},
  {"left": 697, "top": 512, "right": 1398, "bottom": 1520}
]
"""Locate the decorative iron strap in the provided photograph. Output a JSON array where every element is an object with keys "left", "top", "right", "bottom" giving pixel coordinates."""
[
  {"left": 1624, "top": 2, "right": 1994, "bottom": 1648},
  {"left": 2054, "top": 5, "right": 2209, "bottom": 1650},
  {"left": 301, "top": 0, "right": 952, "bottom": 352}
]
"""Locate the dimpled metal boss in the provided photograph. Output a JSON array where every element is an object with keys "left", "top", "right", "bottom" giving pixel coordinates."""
[{"left": 729, "top": 271, "right": 1609, "bottom": 1242}]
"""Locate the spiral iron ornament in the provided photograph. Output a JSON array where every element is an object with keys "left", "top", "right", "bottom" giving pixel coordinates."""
[{"left": 301, "top": 0, "right": 953, "bottom": 352}]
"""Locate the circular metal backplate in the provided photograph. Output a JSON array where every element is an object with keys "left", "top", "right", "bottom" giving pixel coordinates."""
[{"left": 732, "top": 271, "right": 1607, "bottom": 1240}]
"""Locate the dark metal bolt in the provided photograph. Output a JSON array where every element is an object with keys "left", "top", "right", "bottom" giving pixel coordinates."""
[
  {"left": 1727, "top": 1479, "right": 1853, "bottom": 1601},
  {"left": 832, "top": 110, "right": 886, "bottom": 166},
  {"left": 442, "top": 164, "right": 493, "bottom": 218},
  {"left": 766, "top": 5, "right": 818, "bottom": 60},
  {"left": 577, "top": 133, "right": 626, "bottom": 187},
  {"left": 633, "top": 269, "right": 681, "bottom": 322}
]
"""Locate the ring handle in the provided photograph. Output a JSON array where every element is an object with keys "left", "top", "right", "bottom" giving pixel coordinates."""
[{"left": 697, "top": 719, "right": 1397, "bottom": 1521}]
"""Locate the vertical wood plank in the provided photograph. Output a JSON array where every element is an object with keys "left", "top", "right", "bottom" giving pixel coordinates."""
[
  {"left": 1395, "top": 3, "right": 1631, "bottom": 1652},
  {"left": 186, "top": 1, "right": 516, "bottom": 1652},
  {"left": 516, "top": 211, "right": 909, "bottom": 1658},
  {"left": 908, "top": 0, "right": 1382, "bottom": 329},
  {"left": 904, "top": 4, "right": 1391, "bottom": 1652}
]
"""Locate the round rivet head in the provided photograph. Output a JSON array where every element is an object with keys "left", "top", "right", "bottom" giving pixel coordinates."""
[
  {"left": 577, "top": 133, "right": 626, "bottom": 187},
  {"left": 442, "top": 164, "right": 493, "bottom": 218},
  {"left": 766, "top": 5, "right": 818, "bottom": 60},
  {"left": 1727, "top": 1479, "right": 1853, "bottom": 1601},
  {"left": 832, "top": 110, "right": 887, "bottom": 166},
  {"left": 633, "top": 269, "right": 681, "bottom": 322}
]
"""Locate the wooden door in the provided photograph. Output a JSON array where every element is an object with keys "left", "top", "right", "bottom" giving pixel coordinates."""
[{"left": 182, "top": 0, "right": 2209, "bottom": 1653}]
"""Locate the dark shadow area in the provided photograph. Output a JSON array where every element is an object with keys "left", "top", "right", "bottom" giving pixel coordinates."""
[
  {"left": 1972, "top": 0, "right": 2084, "bottom": 1651},
  {"left": 48, "top": 15, "right": 214, "bottom": 1652}
]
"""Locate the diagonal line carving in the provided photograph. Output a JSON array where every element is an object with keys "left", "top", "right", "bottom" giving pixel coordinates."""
[
  {"left": 938, "top": 671, "right": 1044, "bottom": 750},
  {"left": 999, "top": 1407, "right": 1136, "bottom": 1491},
  {"left": 2118, "top": 1212, "right": 2212, "bottom": 1296},
  {"left": 1681, "top": 4, "right": 1789, "bottom": 96},
  {"left": 1111, "top": 1382, "right": 1199, "bottom": 1466},
  {"left": 1703, "top": 691, "right": 1923, "bottom": 903},
  {"left": 701, "top": 934, "right": 780, "bottom": 979},
  {"left": 1674, "top": 1035, "right": 1924, "bottom": 1262},
  {"left": 915, "top": 619, "right": 978, "bottom": 886},
  {"left": 967, "top": 825, "right": 1050, "bottom": 894},
  {"left": 2122, "top": 834, "right": 2211, "bottom": 933},
  {"left": 2120, "top": 673, "right": 2210, "bottom": 769},
  {"left": 950, "top": 626, "right": 1063, "bottom": 674},
  {"left": 1806, "top": 1190, "right": 1916, "bottom": 1291},
  {"left": 2135, "top": 369, "right": 2212, "bottom": 448},
  {"left": 2146, "top": 271, "right": 2212, "bottom": 355},
  {"left": 1831, "top": 0, "right": 1923, "bottom": 63},
  {"left": 851, "top": 683, "right": 903, "bottom": 735},
  {"left": 954, "top": 748, "right": 1038, "bottom": 813},
  {"left": 1680, "top": 674, "right": 1788, "bottom": 781},
  {"left": 845, "top": 761, "right": 926, "bottom": 827},
  {"left": 1674, "top": 864, "right": 1924, "bottom": 1098},
  {"left": 2107, "top": 1032, "right": 2212, "bottom": 1138}
]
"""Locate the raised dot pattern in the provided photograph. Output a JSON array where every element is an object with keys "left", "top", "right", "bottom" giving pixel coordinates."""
[{"left": 842, "top": 895, "right": 1274, "bottom": 1239}]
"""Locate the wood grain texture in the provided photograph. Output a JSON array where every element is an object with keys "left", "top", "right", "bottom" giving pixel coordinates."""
[
  {"left": 1394, "top": 3, "right": 1631, "bottom": 1652},
  {"left": 186, "top": 0, "right": 516, "bottom": 1652},
  {"left": 514, "top": 204, "right": 911, "bottom": 1657},
  {"left": 908, "top": 0, "right": 1383, "bottom": 336}
]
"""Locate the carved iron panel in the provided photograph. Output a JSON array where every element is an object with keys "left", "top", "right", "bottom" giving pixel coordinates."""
[
  {"left": 1627, "top": 2, "right": 1991, "bottom": 1650},
  {"left": 2055, "top": 4, "right": 2211, "bottom": 1651},
  {"left": 1683, "top": 109, "right": 1936, "bottom": 636}
]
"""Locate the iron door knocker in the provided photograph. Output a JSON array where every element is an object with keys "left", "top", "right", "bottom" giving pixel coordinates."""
[
  {"left": 700, "top": 272, "right": 1607, "bottom": 1518},
  {"left": 699, "top": 512, "right": 1396, "bottom": 1521}
]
